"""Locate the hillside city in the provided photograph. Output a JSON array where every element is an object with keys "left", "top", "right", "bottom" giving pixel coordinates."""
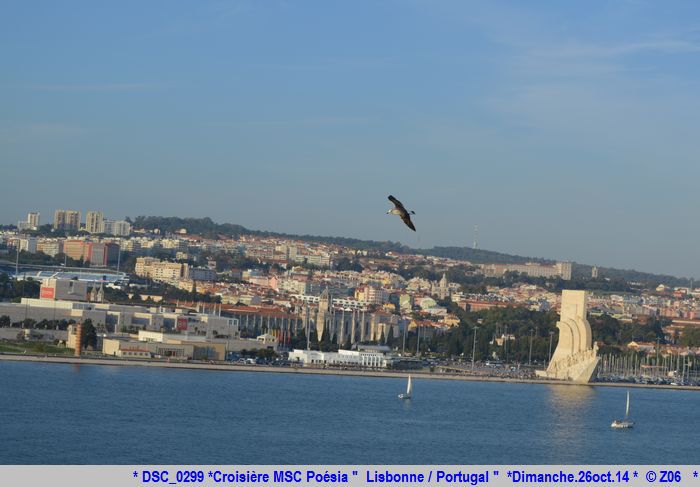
[{"left": 1, "top": 209, "right": 699, "bottom": 384}]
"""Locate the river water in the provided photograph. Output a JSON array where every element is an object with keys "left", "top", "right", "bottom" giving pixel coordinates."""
[{"left": 0, "top": 361, "right": 696, "bottom": 464}]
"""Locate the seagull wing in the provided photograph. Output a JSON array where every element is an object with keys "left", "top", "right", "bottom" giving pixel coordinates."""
[
  {"left": 388, "top": 195, "right": 406, "bottom": 212},
  {"left": 400, "top": 212, "right": 416, "bottom": 231}
]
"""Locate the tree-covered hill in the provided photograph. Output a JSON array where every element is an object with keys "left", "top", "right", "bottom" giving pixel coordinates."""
[{"left": 130, "top": 216, "right": 695, "bottom": 286}]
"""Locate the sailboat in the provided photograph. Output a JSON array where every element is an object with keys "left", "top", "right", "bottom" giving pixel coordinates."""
[
  {"left": 398, "top": 375, "right": 412, "bottom": 400},
  {"left": 611, "top": 390, "right": 634, "bottom": 429}
]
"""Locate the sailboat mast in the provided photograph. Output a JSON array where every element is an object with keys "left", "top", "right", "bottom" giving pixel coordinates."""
[{"left": 625, "top": 391, "right": 630, "bottom": 418}]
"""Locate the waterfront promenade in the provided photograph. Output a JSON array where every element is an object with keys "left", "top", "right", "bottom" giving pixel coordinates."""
[{"left": 1, "top": 352, "right": 697, "bottom": 391}]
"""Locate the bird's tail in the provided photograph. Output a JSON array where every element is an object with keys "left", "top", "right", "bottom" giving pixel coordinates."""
[{"left": 410, "top": 211, "right": 415, "bottom": 215}]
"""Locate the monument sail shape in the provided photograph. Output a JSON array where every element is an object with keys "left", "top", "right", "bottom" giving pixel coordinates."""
[{"left": 536, "top": 290, "right": 600, "bottom": 383}]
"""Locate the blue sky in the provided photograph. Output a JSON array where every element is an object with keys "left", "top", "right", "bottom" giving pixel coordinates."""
[{"left": 2, "top": 1, "right": 700, "bottom": 277}]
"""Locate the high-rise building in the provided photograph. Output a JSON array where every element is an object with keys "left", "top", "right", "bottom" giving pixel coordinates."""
[
  {"left": 28, "top": 212, "right": 40, "bottom": 229},
  {"left": 17, "top": 212, "right": 40, "bottom": 231},
  {"left": 85, "top": 211, "right": 104, "bottom": 234},
  {"left": 53, "top": 210, "right": 81, "bottom": 232}
]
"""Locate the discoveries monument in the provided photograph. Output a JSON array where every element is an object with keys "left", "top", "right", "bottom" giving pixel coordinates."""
[{"left": 536, "top": 290, "right": 599, "bottom": 383}]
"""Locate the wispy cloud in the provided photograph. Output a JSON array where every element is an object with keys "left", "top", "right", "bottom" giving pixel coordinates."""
[
  {"left": 213, "top": 116, "right": 373, "bottom": 128},
  {"left": 0, "top": 123, "right": 86, "bottom": 144},
  {"left": 209, "top": 0, "right": 253, "bottom": 19},
  {"left": 499, "top": 31, "right": 700, "bottom": 87},
  {"left": 250, "top": 56, "right": 397, "bottom": 72},
  {"left": 29, "top": 83, "right": 163, "bottom": 93},
  {"left": 530, "top": 39, "right": 700, "bottom": 59},
  {"left": 155, "top": 0, "right": 254, "bottom": 36},
  {"left": 507, "top": 37, "right": 700, "bottom": 80}
]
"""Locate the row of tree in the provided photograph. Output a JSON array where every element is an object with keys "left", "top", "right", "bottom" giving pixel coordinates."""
[
  {"left": 385, "top": 305, "right": 670, "bottom": 361},
  {"left": 0, "top": 316, "right": 96, "bottom": 350},
  {"left": 0, "top": 273, "right": 40, "bottom": 301}
]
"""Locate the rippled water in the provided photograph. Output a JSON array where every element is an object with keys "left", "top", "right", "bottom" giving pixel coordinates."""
[{"left": 0, "top": 361, "right": 697, "bottom": 464}]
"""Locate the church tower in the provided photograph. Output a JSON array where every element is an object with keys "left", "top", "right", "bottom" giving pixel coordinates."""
[{"left": 438, "top": 273, "right": 449, "bottom": 300}]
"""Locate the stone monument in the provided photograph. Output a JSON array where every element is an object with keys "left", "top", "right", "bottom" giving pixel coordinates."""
[{"left": 536, "top": 290, "right": 599, "bottom": 383}]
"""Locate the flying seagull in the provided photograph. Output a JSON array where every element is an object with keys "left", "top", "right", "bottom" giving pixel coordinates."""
[{"left": 387, "top": 195, "right": 416, "bottom": 231}]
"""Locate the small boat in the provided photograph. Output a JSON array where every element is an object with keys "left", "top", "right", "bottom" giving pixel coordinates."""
[
  {"left": 398, "top": 375, "right": 413, "bottom": 400},
  {"left": 611, "top": 390, "right": 634, "bottom": 429}
]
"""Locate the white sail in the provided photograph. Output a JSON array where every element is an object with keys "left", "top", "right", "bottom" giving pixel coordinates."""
[
  {"left": 611, "top": 390, "right": 634, "bottom": 429},
  {"left": 406, "top": 375, "right": 413, "bottom": 396}
]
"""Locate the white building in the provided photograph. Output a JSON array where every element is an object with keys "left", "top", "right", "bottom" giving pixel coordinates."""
[
  {"left": 18, "top": 212, "right": 40, "bottom": 231},
  {"left": 103, "top": 220, "right": 132, "bottom": 236},
  {"left": 292, "top": 294, "right": 368, "bottom": 311},
  {"left": 19, "top": 237, "right": 37, "bottom": 254},
  {"left": 37, "top": 239, "right": 63, "bottom": 257},
  {"left": 135, "top": 257, "right": 188, "bottom": 282},
  {"left": 0, "top": 285, "right": 238, "bottom": 336},
  {"left": 482, "top": 261, "right": 572, "bottom": 281},
  {"left": 28, "top": 212, "right": 40, "bottom": 229},
  {"left": 288, "top": 349, "right": 389, "bottom": 368}
]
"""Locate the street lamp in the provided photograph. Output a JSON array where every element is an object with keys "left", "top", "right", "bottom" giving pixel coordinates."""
[
  {"left": 471, "top": 325, "right": 479, "bottom": 371},
  {"left": 402, "top": 321, "right": 407, "bottom": 355},
  {"left": 416, "top": 323, "right": 421, "bottom": 356},
  {"left": 655, "top": 337, "right": 660, "bottom": 365},
  {"left": 528, "top": 328, "right": 534, "bottom": 366},
  {"left": 15, "top": 237, "right": 20, "bottom": 277}
]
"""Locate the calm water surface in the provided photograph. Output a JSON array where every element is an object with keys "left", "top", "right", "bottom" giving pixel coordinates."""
[{"left": 0, "top": 362, "right": 697, "bottom": 464}]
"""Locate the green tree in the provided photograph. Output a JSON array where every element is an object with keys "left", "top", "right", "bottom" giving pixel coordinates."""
[
  {"left": 80, "top": 319, "right": 97, "bottom": 350},
  {"left": 590, "top": 314, "right": 621, "bottom": 345},
  {"left": 679, "top": 328, "right": 700, "bottom": 347},
  {"left": 446, "top": 331, "right": 463, "bottom": 357}
]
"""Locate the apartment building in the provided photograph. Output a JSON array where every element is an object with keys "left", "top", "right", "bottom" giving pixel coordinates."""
[
  {"left": 85, "top": 211, "right": 105, "bottom": 234},
  {"left": 135, "top": 257, "right": 188, "bottom": 281},
  {"left": 53, "top": 210, "right": 81, "bottom": 231}
]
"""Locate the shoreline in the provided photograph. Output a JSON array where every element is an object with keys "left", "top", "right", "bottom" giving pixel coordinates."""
[{"left": 1, "top": 353, "right": 697, "bottom": 391}]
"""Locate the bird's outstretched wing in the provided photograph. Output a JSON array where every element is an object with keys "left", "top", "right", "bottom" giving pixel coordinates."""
[
  {"left": 401, "top": 213, "right": 416, "bottom": 231},
  {"left": 388, "top": 195, "right": 406, "bottom": 212}
]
